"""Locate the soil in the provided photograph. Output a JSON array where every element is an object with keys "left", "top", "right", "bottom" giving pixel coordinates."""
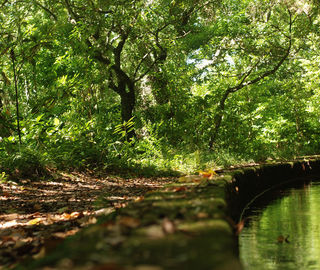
[{"left": 0, "top": 171, "right": 174, "bottom": 269}]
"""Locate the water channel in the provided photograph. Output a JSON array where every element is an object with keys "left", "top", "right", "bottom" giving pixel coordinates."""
[{"left": 240, "top": 180, "right": 320, "bottom": 270}]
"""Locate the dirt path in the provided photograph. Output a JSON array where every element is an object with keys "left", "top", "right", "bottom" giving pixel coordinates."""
[{"left": 0, "top": 172, "right": 174, "bottom": 269}]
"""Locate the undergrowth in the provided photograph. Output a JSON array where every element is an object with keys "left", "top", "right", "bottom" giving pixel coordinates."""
[
  {"left": 0, "top": 138, "right": 309, "bottom": 182},
  {"left": 0, "top": 118, "right": 318, "bottom": 180}
]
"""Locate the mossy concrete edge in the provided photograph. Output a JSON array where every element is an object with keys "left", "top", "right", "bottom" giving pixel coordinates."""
[
  {"left": 14, "top": 157, "right": 320, "bottom": 270},
  {"left": 224, "top": 158, "right": 320, "bottom": 222}
]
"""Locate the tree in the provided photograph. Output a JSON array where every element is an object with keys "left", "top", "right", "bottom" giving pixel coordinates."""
[
  {"left": 190, "top": 0, "right": 316, "bottom": 148},
  {"left": 56, "top": 0, "right": 220, "bottom": 138}
]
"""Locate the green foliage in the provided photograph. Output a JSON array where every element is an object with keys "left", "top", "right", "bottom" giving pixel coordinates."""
[
  {"left": 114, "top": 117, "right": 135, "bottom": 141},
  {"left": 0, "top": 145, "right": 47, "bottom": 179},
  {"left": 1, "top": 0, "right": 320, "bottom": 179},
  {"left": 0, "top": 172, "right": 8, "bottom": 182}
]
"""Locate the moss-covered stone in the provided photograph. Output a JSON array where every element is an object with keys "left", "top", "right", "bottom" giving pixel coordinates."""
[{"left": 14, "top": 156, "right": 320, "bottom": 270}]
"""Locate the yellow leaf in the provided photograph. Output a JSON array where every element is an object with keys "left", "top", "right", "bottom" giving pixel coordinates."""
[
  {"left": 178, "top": 175, "right": 203, "bottom": 183},
  {"left": 134, "top": 196, "right": 144, "bottom": 202},
  {"left": 197, "top": 212, "right": 209, "bottom": 219},
  {"left": 53, "top": 118, "right": 60, "bottom": 126},
  {"left": 28, "top": 218, "right": 42, "bottom": 225},
  {"left": 70, "top": 212, "right": 81, "bottom": 219},
  {"left": 61, "top": 213, "right": 71, "bottom": 220},
  {"left": 199, "top": 169, "right": 217, "bottom": 179}
]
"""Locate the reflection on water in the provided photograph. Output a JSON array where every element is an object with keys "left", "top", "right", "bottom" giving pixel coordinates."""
[{"left": 240, "top": 181, "right": 320, "bottom": 270}]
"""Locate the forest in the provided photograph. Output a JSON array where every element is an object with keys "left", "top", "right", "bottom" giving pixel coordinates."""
[
  {"left": 2, "top": 0, "right": 320, "bottom": 269},
  {"left": 1, "top": 0, "right": 320, "bottom": 178}
]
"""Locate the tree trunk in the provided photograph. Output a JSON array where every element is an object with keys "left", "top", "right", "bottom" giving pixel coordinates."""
[
  {"left": 208, "top": 90, "right": 230, "bottom": 148},
  {"left": 116, "top": 79, "right": 136, "bottom": 140},
  {"left": 120, "top": 91, "right": 135, "bottom": 135}
]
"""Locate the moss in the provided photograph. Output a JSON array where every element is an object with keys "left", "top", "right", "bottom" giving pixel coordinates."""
[
  {"left": 230, "top": 169, "right": 245, "bottom": 178},
  {"left": 21, "top": 157, "right": 320, "bottom": 270},
  {"left": 198, "top": 175, "right": 234, "bottom": 187},
  {"left": 166, "top": 182, "right": 198, "bottom": 187},
  {"left": 286, "top": 161, "right": 294, "bottom": 168},
  {"left": 218, "top": 174, "right": 233, "bottom": 183},
  {"left": 178, "top": 219, "right": 232, "bottom": 234},
  {"left": 242, "top": 167, "right": 256, "bottom": 174},
  {"left": 121, "top": 221, "right": 237, "bottom": 270}
]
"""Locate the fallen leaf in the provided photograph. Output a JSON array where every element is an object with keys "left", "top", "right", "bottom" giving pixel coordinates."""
[
  {"left": 2, "top": 192, "right": 10, "bottom": 197},
  {"left": 105, "top": 235, "right": 125, "bottom": 246},
  {"left": 3, "top": 213, "right": 19, "bottom": 221},
  {"left": 28, "top": 218, "right": 42, "bottom": 225},
  {"left": 61, "top": 213, "right": 72, "bottom": 220},
  {"left": 144, "top": 225, "right": 165, "bottom": 239},
  {"left": 118, "top": 216, "right": 140, "bottom": 228},
  {"left": 0, "top": 235, "right": 16, "bottom": 244},
  {"left": 199, "top": 169, "right": 217, "bottom": 179},
  {"left": 100, "top": 221, "right": 116, "bottom": 230},
  {"left": 277, "top": 235, "right": 290, "bottom": 243},
  {"left": 173, "top": 186, "right": 187, "bottom": 192},
  {"left": 162, "top": 218, "right": 175, "bottom": 234},
  {"left": 33, "top": 204, "right": 42, "bottom": 211},
  {"left": 134, "top": 196, "right": 144, "bottom": 202},
  {"left": 14, "top": 239, "right": 28, "bottom": 249},
  {"left": 79, "top": 216, "right": 97, "bottom": 226},
  {"left": 197, "top": 212, "right": 209, "bottom": 219},
  {"left": 32, "top": 212, "right": 42, "bottom": 218},
  {"left": 70, "top": 211, "right": 82, "bottom": 219},
  {"left": 178, "top": 175, "right": 203, "bottom": 183},
  {"left": 94, "top": 208, "right": 114, "bottom": 216},
  {"left": 116, "top": 202, "right": 128, "bottom": 209},
  {"left": 53, "top": 228, "right": 79, "bottom": 238},
  {"left": 0, "top": 220, "right": 18, "bottom": 228},
  {"left": 33, "top": 246, "right": 46, "bottom": 260},
  {"left": 57, "top": 258, "right": 74, "bottom": 268},
  {"left": 45, "top": 214, "right": 55, "bottom": 223},
  {"left": 235, "top": 219, "right": 245, "bottom": 235}
]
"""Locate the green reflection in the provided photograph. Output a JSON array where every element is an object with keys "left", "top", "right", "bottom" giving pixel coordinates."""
[{"left": 240, "top": 182, "right": 320, "bottom": 270}]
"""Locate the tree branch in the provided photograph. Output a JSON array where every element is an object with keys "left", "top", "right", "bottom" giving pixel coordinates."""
[
  {"left": 134, "top": 25, "right": 168, "bottom": 83},
  {"left": 114, "top": 30, "right": 130, "bottom": 68},
  {"left": 64, "top": 0, "right": 79, "bottom": 20},
  {"left": 243, "top": 10, "right": 292, "bottom": 88},
  {"left": 133, "top": 51, "right": 152, "bottom": 79},
  {"left": 209, "top": 8, "right": 293, "bottom": 148},
  {"left": 0, "top": 0, "right": 9, "bottom": 8},
  {"left": 228, "top": 60, "right": 261, "bottom": 93},
  {"left": 33, "top": 0, "right": 58, "bottom": 21}
]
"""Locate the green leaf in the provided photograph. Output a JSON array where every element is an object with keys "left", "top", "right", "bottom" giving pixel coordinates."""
[
  {"left": 53, "top": 118, "right": 60, "bottom": 126},
  {"left": 36, "top": 114, "right": 44, "bottom": 122}
]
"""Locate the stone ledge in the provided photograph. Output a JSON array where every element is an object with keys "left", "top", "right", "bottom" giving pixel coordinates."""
[{"left": 16, "top": 157, "right": 320, "bottom": 270}]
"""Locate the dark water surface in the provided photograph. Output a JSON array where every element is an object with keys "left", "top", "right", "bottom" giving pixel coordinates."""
[{"left": 240, "top": 181, "right": 320, "bottom": 270}]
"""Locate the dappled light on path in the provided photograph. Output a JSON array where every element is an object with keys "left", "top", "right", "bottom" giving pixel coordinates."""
[{"left": 0, "top": 172, "right": 172, "bottom": 268}]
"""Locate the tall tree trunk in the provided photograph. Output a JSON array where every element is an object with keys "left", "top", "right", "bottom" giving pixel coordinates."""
[
  {"left": 11, "top": 49, "right": 22, "bottom": 145},
  {"left": 208, "top": 90, "right": 230, "bottom": 148},
  {"left": 120, "top": 91, "right": 135, "bottom": 123},
  {"left": 119, "top": 86, "right": 136, "bottom": 139},
  {"left": 109, "top": 68, "right": 136, "bottom": 140}
]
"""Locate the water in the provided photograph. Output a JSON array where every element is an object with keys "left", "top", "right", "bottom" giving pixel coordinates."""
[{"left": 240, "top": 181, "right": 320, "bottom": 270}]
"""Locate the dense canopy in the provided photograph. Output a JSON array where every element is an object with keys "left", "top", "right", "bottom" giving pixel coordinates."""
[{"left": 1, "top": 0, "right": 320, "bottom": 177}]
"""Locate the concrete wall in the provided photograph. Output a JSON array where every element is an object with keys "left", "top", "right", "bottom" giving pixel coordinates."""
[{"left": 225, "top": 158, "right": 320, "bottom": 222}]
